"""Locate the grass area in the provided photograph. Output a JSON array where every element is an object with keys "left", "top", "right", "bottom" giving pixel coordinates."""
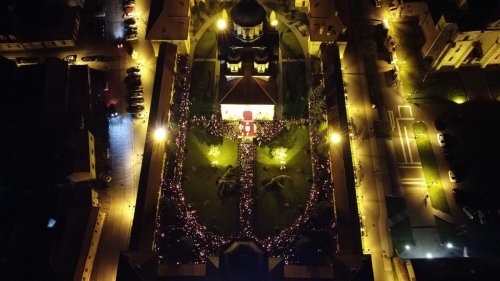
[
  {"left": 435, "top": 217, "right": 464, "bottom": 249},
  {"left": 282, "top": 62, "right": 308, "bottom": 118},
  {"left": 277, "top": 24, "right": 304, "bottom": 59},
  {"left": 385, "top": 196, "right": 407, "bottom": 218},
  {"left": 194, "top": 26, "right": 217, "bottom": 59},
  {"left": 413, "top": 122, "right": 450, "bottom": 213},
  {"left": 255, "top": 124, "right": 312, "bottom": 238},
  {"left": 405, "top": 72, "right": 466, "bottom": 105},
  {"left": 390, "top": 218, "right": 414, "bottom": 255},
  {"left": 190, "top": 61, "right": 215, "bottom": 115},
  {"left": 182, "top": 126, "right": 239, "bottom": 236}
]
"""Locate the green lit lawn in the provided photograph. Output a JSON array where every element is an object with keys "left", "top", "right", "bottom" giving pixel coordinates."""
[
  {"left": 413, "top": 122, "right": 450, "bottom": 213},
  {"left": 255, "top": 124, "right": 312, "bottom": 238},
  {"left": 283, "top": 62, "right": 308, "bottom": 118},
  {"left": 390, "top": 218, "right": 414, "bottom": 254},
  {"left": 277, "top": 24, "right": 304, "bottom": 59},
  {"left": 190, "top": 61, "right": 215, "bottom": 115},
  {"left": 182, "top": 126, "right": 239, "bottom": 236},
  {"left": 194, "top": 26, "right": 217, "bottom": 59}
]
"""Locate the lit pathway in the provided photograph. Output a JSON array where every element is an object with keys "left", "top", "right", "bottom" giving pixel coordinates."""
[{"left": 237, "top": 140, "right": 257, "bottom": 238}]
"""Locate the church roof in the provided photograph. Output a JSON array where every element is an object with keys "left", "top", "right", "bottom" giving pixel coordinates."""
[
  {"left": 231, "top": 0, "right": 267, "bottom": 27},
  {"left": 219, "top": 67, "right": 277, "bottom": 105}
]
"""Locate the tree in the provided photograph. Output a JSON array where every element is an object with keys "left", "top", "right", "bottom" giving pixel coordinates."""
[
  {"left": 263, "top": 175, "right": 292, "bottom": 190},
  {"left": 217, "top": 166, "right": 239, "bottom": 197},
  {"left": 308, "top": 85, "right": 326, "bottom": 126}
]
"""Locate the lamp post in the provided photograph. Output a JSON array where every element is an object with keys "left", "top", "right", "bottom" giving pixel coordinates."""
[{"left": 153, "top": 127, "right": 167, "bottom": 143}]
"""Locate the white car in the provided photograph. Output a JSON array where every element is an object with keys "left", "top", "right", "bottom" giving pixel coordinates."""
[
  {"left": 123, "top": 13, "right": 135, "bottom": 19},
  {"left": 448, "top": 170, "right": 457, "bottom": 182},
  {"left": 437, "top": 133, "right": 446, "bottom": 147}
]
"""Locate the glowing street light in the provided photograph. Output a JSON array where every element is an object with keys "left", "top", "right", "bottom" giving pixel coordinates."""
[
  {"left": 382, "top": 18, "right": 390, "bottom": 29},
  {"left": 426, "top": 253, "right": 433, "bottom": 259},
  {"left": 446, "top": 242, "right": 453, "bottom": 249},
  {"left": 405, "top": 244, "right": 411, "bottom": 250},
  {"left": 154, "top": 127, "right": 167, "bottom": 142},
  {"left": 217, "top": 18, "right": 227, "bottom": 30},
  {"left": 271, "top": 19, "right": 278, "bottom": 26},
  {"left": 330, "top": 132, "right": 342, "bottom": 144}
]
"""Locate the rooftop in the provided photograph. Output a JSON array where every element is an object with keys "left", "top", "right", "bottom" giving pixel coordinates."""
[{"left": 146, "top": 0, "right": 190, "bottom": 40}]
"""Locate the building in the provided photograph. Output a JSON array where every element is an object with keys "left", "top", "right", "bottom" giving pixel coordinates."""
[
  {"left": 307, "top": 0, "right": 346, "bottom": 56},
  {"left": 217, "top": 0, "right": 279, "bottom": 121},
  {"left": 67, "top": 130, "right": 97, "bottom": 183},
  {"left": 146, "top": 0, "right": 192, "bottom": 55},
  {"left": 397, "top": 0, "right": 500, "bottom": 69},
  {"left": 0, "top": 3, "right": 81, "bottom": 52}
]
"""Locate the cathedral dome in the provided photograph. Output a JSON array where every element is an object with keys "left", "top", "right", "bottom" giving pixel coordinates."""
[{"left": 231, "top": 0, "right": 266, "bottom": 28}]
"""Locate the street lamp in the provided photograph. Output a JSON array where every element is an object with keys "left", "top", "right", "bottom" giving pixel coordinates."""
[
  {"left": 446, "top": 242, "right": 453, "bottom": 249},
  {"left": 330, "top": 132, "right": 342, "bottom": 144},
  {"left": 217, "top": 18, "right": 227, "bottom": 30},
  {"left": 154, "top": 127, "right": 167, "bottom": 142}
]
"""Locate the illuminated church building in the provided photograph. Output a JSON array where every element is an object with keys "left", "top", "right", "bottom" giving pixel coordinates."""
[{"left": 217, "top": 0, "right": 279, "bottom": 123}]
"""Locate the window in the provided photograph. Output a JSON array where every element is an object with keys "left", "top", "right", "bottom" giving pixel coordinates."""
[
  {"left": 61, "top": 41, "right": 67, "bottom": 45},
  {"left": 463, "top": 35, "right": 470, "bottom": 41},
  {"left": 52, "top": 42, "right": 56, "bottom": 46},
  {"left": 448, "top": 56, "right": 454, "bottom": 61},
  {"left": 92, "top": 163, "right": 95, "bottom": 170}
]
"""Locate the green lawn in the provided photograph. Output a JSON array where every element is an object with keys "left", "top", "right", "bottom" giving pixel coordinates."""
[
  {"left": 190, "top": 61, "right": 215, "bottom": 115},
  {"left": 277, "top": 24, "right": 304, "bottom": 59},
  {"left": 255, "top": 124, "right": 312, "bottom": 238},
  {"left": 389, "top": 218, "right": 414, "bottom": 254},
  {"left": 194, "top": 26, "right": 217, "bottom": 59},
  {"left": 413, "top": 122, "right": 450, "bottom": 213},
  {"left": 282, "top": 62, "right": 308, "bottom": 118},
  {"left": 182, "top": 126, "right": 239, "bottom": 236},
  {"left": 385, "top": 196, "right": 407, "bottom": 218}
]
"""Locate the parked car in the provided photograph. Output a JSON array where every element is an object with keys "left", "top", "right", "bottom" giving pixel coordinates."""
[
  {"left": 127, "top": 105, "right": 145, "bottom": 113},
  {"left": 63, "top": 54, "right": 77, "bottom": 62},
  {"left": 132, "top": 112, "right": 146, "bottom": 119},
  {"left": 126, "top": 26, "right": 138, "bottom": 33},
  {"left": 99, "top": 172, "right": 112, "bottom": 183},
  {"left": 127, "top": 80, "right": 142, "bottom": 89},
  {"left": 374, "top": 0, "right": 381, "bottom": 7},
  {"left": 127, "top": 71, "right": 141, "bottom": 78},
  {"left": 125, "top": 76, "right": 141, "bottom": 84},
  {"left": 130, "top": 85, "right": 143, "bottom": 91},
  {"left": 95, "top": 55, "right": 116, "bottom": 62},
  {"left": 129, "top": 93, "right": 143, "bottom": 99},
  {"left": 123, "top": 0, "right": 136, "bottom": 8},
  {"left": 437, "top": 133, "right": 446, "bottom": 147},
  {"left": 124, "top": 18, "right": 136, "bottom": 25},
  {"left": 123, "top": 7, "right": 135, "bottom": 14},
  {"left": 127, "top": 66, "right": 141, "bottom": 74},
  {"left": 448, "top": 170, "right": 457, "bottom": 182},
  {"left": 128, "top": 97, "right": 144, "bottom": 104},
  {"left": 15, "top": 57, "right": 40, "bottom": 64},
  {"left": 106, "top": 104, "right": 118, "bottom": 118},
  {"left": 123, "top": 12, "right": 135, "bottom": 19},
  {"left": 82, "top": 56, "right": 98, "bottom": 62},
  {"left": 125, "top": 34, "right": 138, "bottom": 41}
]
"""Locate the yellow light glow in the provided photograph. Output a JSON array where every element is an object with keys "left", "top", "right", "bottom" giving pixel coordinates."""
[
  {"left": 154, "top": 127, "right": 167, "bottom": 142},
  {"left": 131, "top": 51, "right": 139, "bottom": 60},
  {"left": 452, "top": 96, "right": 466, "bottom": 104},
  {"left": 382, "top": 18, "right": 390, "bottom": 29},
  {"left": 330, "top": 132, "right": 341, "bottom": 144},
  {"left": 271, "top": 19, "right": 278, "bottom": 26},
  {"left": 217, "top": 19, "right": 227, "bottom": 30}
]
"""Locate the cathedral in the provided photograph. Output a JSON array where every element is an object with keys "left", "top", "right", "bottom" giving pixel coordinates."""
[{"left": 217, "top": 0, "right": 279, "bottom": 122}]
